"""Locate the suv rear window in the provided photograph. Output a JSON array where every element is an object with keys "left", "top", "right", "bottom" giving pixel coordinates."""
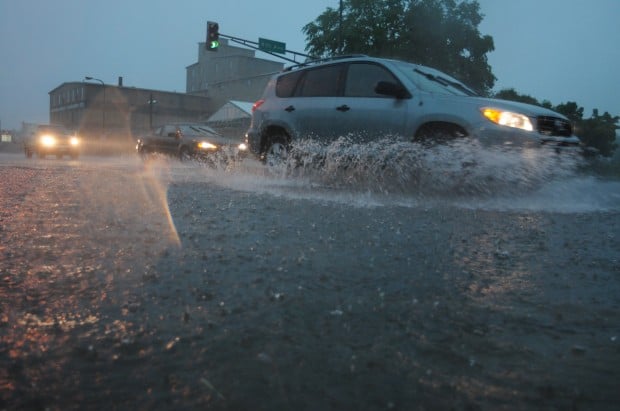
[
  {"left": 276, "top": 70, "right": 303, "bottom": 98},
  {"left": 296, "top": 64, "right": 343, "bottom": 97},
  {"left": 276, "top": 62, "right": 398, "bottom": 99}
]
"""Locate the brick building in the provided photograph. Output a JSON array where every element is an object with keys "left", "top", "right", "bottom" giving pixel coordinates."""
[
  {"left": 48, "top": 35, "right": 286, "bottom": 149},
  {"left": 49, "top": 80, "right": 213, "bottom": 142}
]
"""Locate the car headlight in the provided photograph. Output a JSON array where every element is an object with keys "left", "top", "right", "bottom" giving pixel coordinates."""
[
  {"left": 70, "top": 137, "right": 80, "bottom": 146},
  {"left": 481, "top": 108, "right": 534, "bottom": 132},
  {"left": 198, "top": 141, "right": 218, "bottom": 150},
  {"left": 40, "top": 135, "right": 56, "bottom": 147},
  {"left": 238, "top": 143, "right": 247, "bottom": 151}
]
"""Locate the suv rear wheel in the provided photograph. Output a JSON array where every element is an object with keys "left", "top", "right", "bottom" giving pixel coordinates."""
[{"left": 263, "top": 135, "right": 289, "bottom": 168}]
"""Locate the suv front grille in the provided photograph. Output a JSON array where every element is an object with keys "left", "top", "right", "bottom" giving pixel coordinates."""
[{"left": 537, "top": 116, "right": 573, "bottom": 137}]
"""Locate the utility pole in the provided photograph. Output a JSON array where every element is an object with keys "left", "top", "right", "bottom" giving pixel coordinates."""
[{"left": 147, "top": 93, "right": 158, "bottom": 129}]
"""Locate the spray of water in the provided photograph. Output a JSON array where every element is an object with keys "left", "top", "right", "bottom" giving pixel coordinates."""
[
  {"left": 168, "top": 135, "right": 619, "bottom": 213},
  {"left": 279, "top": 136, "right": 585, "bottom": 197}
]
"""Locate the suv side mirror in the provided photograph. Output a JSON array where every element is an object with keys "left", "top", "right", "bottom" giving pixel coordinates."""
[{"left": 375, "top": 81, "right": 410, "bottom": 99}]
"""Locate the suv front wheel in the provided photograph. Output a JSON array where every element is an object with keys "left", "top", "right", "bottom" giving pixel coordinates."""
[
  {"left": 413, "top": 122, "right": 467, "bottom": 145},
  {"left": 179, "top": 146, "right": 193, "bottom": 162}
]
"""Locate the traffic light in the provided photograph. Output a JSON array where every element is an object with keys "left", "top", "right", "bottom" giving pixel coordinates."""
[{"left": 207, "top": 21, "right": 219, "bottom": 51}]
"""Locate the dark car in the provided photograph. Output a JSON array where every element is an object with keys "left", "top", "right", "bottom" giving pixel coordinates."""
[
  {"left": 136, "top": 123, "right": 247, "bottom": 163},
  {"left": 24, "top": 124, "right": 80, "bottom": 159}
]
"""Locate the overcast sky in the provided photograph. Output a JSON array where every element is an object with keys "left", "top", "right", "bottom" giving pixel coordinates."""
[{"left": 0, "top": 0, "right": 618, "bottom": 130}]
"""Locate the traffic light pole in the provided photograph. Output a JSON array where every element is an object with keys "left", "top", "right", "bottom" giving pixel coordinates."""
[{"left": 219, "top": 33, "right": 315, "bottom": 64}]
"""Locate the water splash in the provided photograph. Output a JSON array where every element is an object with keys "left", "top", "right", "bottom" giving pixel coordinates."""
[
  {"left": 176, "top": 136, "right": 619, "bottom": 213},
  {"left": 279, "top": 137, "right": 585, "bottom": 196}
]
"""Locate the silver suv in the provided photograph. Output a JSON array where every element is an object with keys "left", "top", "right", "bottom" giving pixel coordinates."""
[{"left": 245, "top": 55, "right": 580, "bottom": 163}]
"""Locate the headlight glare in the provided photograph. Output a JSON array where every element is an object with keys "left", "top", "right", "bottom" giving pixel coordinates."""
[
  {"left": 238, "top": 143, "right": 247, "bottom": 151},
  {"left": 40, "top": 135, "right": 56, "bottom": 147},
  {"left": 198, "top": 141, "right": 218, "bottom": 150},
  {"left": 70, "top": 137, "right": 80, "bottom": 146},
  {"left": 482, "top": 108, "right": 534, "bottom": 132}
]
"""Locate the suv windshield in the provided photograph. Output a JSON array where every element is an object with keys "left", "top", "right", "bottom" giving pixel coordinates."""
[
  {"left": 392, "top": 61, "right": 477, "bottom": 96},
  {"left": 38, "top": 125, "right": 69, "bottom": 134}
]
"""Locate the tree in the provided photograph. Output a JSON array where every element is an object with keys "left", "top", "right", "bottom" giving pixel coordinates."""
[
  {"left": 303, "top": 0, "right": 496, "bottom": 94},
  {"left": 554, "top": 101, "right": 584, "bottom": 123},
  {"left": 494, "top": 88, "right": 540, "bottom": 106},
  {"left": 578, "top": 110, "right": 619, "bottom": 157},
  {"left": 401, "top": 0, "right": 495, "bottom": 93}
]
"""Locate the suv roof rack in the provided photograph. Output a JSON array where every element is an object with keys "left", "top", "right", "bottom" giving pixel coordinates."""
[{"left": 283, "top": 54, "right": 368, "bottom": 72}]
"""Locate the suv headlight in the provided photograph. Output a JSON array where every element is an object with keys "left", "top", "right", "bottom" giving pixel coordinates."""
[
  {"left": 481, "top": 108, "right": 534, "bottom": 132},
  {"left": 40, "top": 135, "right": 56, "bottom": 147},
  {"left": 198, "top": 141, "right": 217, "bottom": 150},
  {"left": 70, "top": 136, "right": 80, "bottom": 146}
]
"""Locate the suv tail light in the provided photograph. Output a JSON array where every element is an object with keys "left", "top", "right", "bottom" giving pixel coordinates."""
[{"left": 252, "top": 99, "right": 265, "bottom": 112}]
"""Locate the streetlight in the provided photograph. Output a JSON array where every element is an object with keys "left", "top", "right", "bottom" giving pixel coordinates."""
[
  {"left": 84, "top": 76, "right": 105, "bottom": 137},
  {"left": 147, "top": 93, "right": 158, "bottom": 129}
]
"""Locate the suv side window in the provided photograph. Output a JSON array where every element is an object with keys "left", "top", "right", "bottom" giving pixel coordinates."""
[
  {"left": 344, "top": 63, "right": 399, "bottom": 97},
  {"left": 276, "top": 71, "right": 303, "bottom": 98},
  {"left": 162, "top": 125, "right": 178, "bottom": 137},
  {"left": 178, "top": 125, "right": 193, "bottom": 136},
  {"left": 297, "top": 64, "right": 344, "bottom": 97}
]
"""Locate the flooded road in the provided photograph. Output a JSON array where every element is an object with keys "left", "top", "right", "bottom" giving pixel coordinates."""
[{"left": 1, "top": 150, "right": 619, "bottom": 410}]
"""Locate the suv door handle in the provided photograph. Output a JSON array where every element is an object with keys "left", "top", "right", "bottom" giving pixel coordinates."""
[
  {"left": 284, "top": 105, "right": 295, "bottom": 112},
  {"left": 336, "top": 105, "right": 350, "bottom": 112}
]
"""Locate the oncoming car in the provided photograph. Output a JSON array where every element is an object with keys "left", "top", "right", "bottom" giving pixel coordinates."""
[
  {"left": 24, "top": 124, "right": 80, "bottom": 159},
  {"left": 245, "top": 55, "right": 582, "bottom": 165},
  {"left": 136, "top": 123, "right": 247, "bottom": 163}
]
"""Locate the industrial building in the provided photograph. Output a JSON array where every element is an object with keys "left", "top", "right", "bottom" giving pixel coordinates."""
[{"left": 186, "top": 38, "right": 283, "bottom": 109}]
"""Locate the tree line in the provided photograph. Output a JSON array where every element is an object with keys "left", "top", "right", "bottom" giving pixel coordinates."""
[{"left": 303, "top": 0, "right": 618, "bottom": 156}]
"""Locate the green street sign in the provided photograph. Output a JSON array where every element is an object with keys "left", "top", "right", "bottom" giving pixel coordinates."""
[{"left": 258, "top": 38, "right": 286, "bottom": 54}]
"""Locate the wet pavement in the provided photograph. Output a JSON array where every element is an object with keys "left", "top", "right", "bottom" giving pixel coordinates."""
[{"left": 1, "top": 152, "right": 619, "bottom": 410}]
